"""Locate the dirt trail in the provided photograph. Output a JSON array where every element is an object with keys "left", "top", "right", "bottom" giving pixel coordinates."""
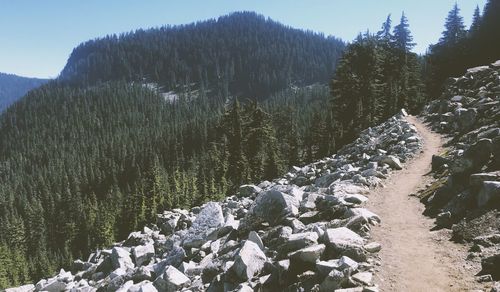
[{"left": 366, "top": 116, "right": 483, "bottom": 292}]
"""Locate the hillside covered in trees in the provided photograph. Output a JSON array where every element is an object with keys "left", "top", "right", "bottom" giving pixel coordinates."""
[
  {"left": 1, "top": 1, "right": 499, "bottom": 288},
  {"left": 0, "top": 12, "right": 342, "bottom": 287},
  {"left": 59, "top": 12, "right": 345, "bottom": 100},
  {"left": 0, "top": 73, "right": 48, "bottom": 112}
]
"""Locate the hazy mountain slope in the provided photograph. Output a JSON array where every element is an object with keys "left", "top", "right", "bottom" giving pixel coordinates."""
[{"left": 0, "top": 73, "right": 48, "bottom": 111}]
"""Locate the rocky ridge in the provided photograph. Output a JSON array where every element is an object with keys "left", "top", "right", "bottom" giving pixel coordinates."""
[
  {"left": 421, "top": 60, "right": 500, "bottom": 283},
  {"left": 6, "top": 110, "right": 423, "bottom": 292}
]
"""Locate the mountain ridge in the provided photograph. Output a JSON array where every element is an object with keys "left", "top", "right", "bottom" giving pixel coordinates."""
[
  {"left": 0, "top": 72, "right": 48, "bottom": 112},
  {"left": 59, "top": 11, "right": 344, "bottom": 100}
]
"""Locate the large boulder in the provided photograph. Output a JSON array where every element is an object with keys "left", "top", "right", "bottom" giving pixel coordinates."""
[
  {"left": 153, "top": 246, "right": 186, "bottom": 275},
  {"left": 240, "top": 190, "right": 299, "bottom": 231},
  {"left": 451, "top": 139, "right": 492, "bottom": 176},
  {"left": 132, "top": 243, "right": 155, "bottom": 266},
  {"left": 231, "top": 240, "right": 267, "bottom": 281},
  {"left": 38, "top": 279, "right": 66, "bottom": 292},
  {"left": 182, "top": 202, "right": 224, "bottom": 248},
  {"left": 111, "top": 247, "right": 134, "bottom": 270},
  {"left": 237, "top": 184, "right": 262, "bottom": 198},
  {"left": 323, "top": 227, "right": 366, "bottom": 261},
  {"left": 477, "top": 181, "right": 500, "bottom": 208},
  {"left": 153, "top": 265, "right": 191, "bottom": 291},
  {"left": 493, "top": 136, "right": 500, "bottom": 169},
  {"left": 454, "top": 108, "right": 477, "bottom": 132},
  {"left": 157, "top": 213, "right": 181, "bottom": 236},
  {"left": 320, "top": 269, "right": 346, "bottom": 291},
  {"left": 289, "top": 244, "right": 325, "bottom": 264},
  {"left": 278, "top": 232, "right": 319, "bottom": 254},
  {"left": 481, "top": 253, "right": 500, "bottom": 280}
]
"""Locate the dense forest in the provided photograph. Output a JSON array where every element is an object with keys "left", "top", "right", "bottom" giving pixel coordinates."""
[
  {"left": 0, "top": 73, "right": 48, "bottom": 112},
  {"left": 60, "top": 12, "right": 345, "bottom": 100},
  {"left": 0, "top": 13, "right": 341, "bottom": 287},
  {"left": 0, "top": 1, "right": 499, "bottom": 287}
]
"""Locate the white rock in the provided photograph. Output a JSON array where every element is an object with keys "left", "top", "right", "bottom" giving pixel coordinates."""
[
  {"left": 111, "top": 247, "right": 135, "bottom": 270},
  {"left": 133, "top": 243, "right": 155, "bottom": 266},
  {"left": 380, "top": 155, "right": 403, "bottom": 170},
  {"left": 231, "top": 240, "right": 267, "bottom": 281},
  {"left": 182, "top": 202, "right": 224, "bottom": 248},
  {"left": 338, "top": 255, "right": 358, "bottom": 271},
  {"left": 320, "top": 269, "right": 345, "bottom": 291},
  {"left": 352, "top": 271, "right": 373, "bottom": 285},
  {"left": 248, "top": 231, "right": 265, "bottom": 251},
  {"left": 289, "top": 244, "right": 325, "bottom": 264},
  {"left": 323, "top": 227, "right": 366, "bottom": 261},
  {"left": 153, "top": 265, "right": 191, "bottom": 291},
  {"left": 364, "top": 242, "right": 382, "bottom": 253},
  {"left": 345, "top": 208, "right": 381, "bottom": 224},
  {"left": 4, "top": 284, "right": 35, "bottom": 292},
  {"left": 243, "top": 190, "right": 299, "bottom": 228}
]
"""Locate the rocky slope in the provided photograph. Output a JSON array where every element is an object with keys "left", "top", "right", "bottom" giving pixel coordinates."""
[
  {"left": 421, "top": 60, "right": 500, "bottom": 284},
  {"left": 6, "top": 110, "right": 423, "bottom": 292}
]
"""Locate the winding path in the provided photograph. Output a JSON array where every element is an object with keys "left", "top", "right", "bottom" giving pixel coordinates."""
[{"left": 366, "top": 116, "right": 483, "bottom": 291}]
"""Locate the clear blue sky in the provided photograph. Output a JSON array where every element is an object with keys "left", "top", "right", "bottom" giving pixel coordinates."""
[{"left": 0, "top": 0, "right": 487, "bottom": 79}]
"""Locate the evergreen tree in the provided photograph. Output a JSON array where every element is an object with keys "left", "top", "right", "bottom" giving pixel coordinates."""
[
  {"left": 392, "top": 12, "right": 416, "bottom": 52},
  {"left": 439, "top": 3, "right": 466, "bottom": 45},
  {"left": 469, "top": 5, "right": 482, "bottom": 34},
  {"left": 377, "top": 14, "right": 392, "bottom": 40},
  {"left": 225, "top": 99, "right": 247, "bottom": 188}
]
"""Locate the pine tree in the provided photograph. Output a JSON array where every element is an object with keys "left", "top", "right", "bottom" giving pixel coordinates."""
[
  {"left": 377, "top": 14, "right": 392, "bottom": 40},
  {"left": 469, "top": 5, "right": 482, "bottom": 34},
  {"left": 392, "top": 12, "right": 416, "bottom": 52},
  {"left": 439, "top": 3, "right": 466, "bottom": 45},
  {"left": 225, "top": 99, "right": 247, "bottom": 188}
]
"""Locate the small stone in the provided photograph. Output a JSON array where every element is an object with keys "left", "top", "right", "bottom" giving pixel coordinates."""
[
  {"left": 352, "top": 271, "right": 373, "bottom": 285},
  {"left": 364, "top": 242, "right": 382, "bottom": 253}
]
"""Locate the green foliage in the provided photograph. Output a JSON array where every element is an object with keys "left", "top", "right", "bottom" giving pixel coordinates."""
[{"left": 331, "top": 14, "right": 425, "bottom": 145}]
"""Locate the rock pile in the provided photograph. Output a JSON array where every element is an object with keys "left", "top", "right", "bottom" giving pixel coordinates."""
[
  {"left": 7, "top": 111, "right": 423, "bottom": 292},
  {"left": 422, "top": 60, "right": 500, "bottom": 282}
]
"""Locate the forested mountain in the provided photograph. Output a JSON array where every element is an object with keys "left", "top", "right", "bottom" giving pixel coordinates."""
[
  {"left": 60, "top": 12, "right": 345, "bottom": 99},
  {"left": 0, "top": 12, "right": 343, "bottom": 287},
  {"left": 5, "top": 3, "right": 493, "bottom": 286},
  {"left": 0, "top": 73, "right": 48, "bottom": 112},
  {"left": 425, "top": 0, "right": 500, "bottom": 97}
]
